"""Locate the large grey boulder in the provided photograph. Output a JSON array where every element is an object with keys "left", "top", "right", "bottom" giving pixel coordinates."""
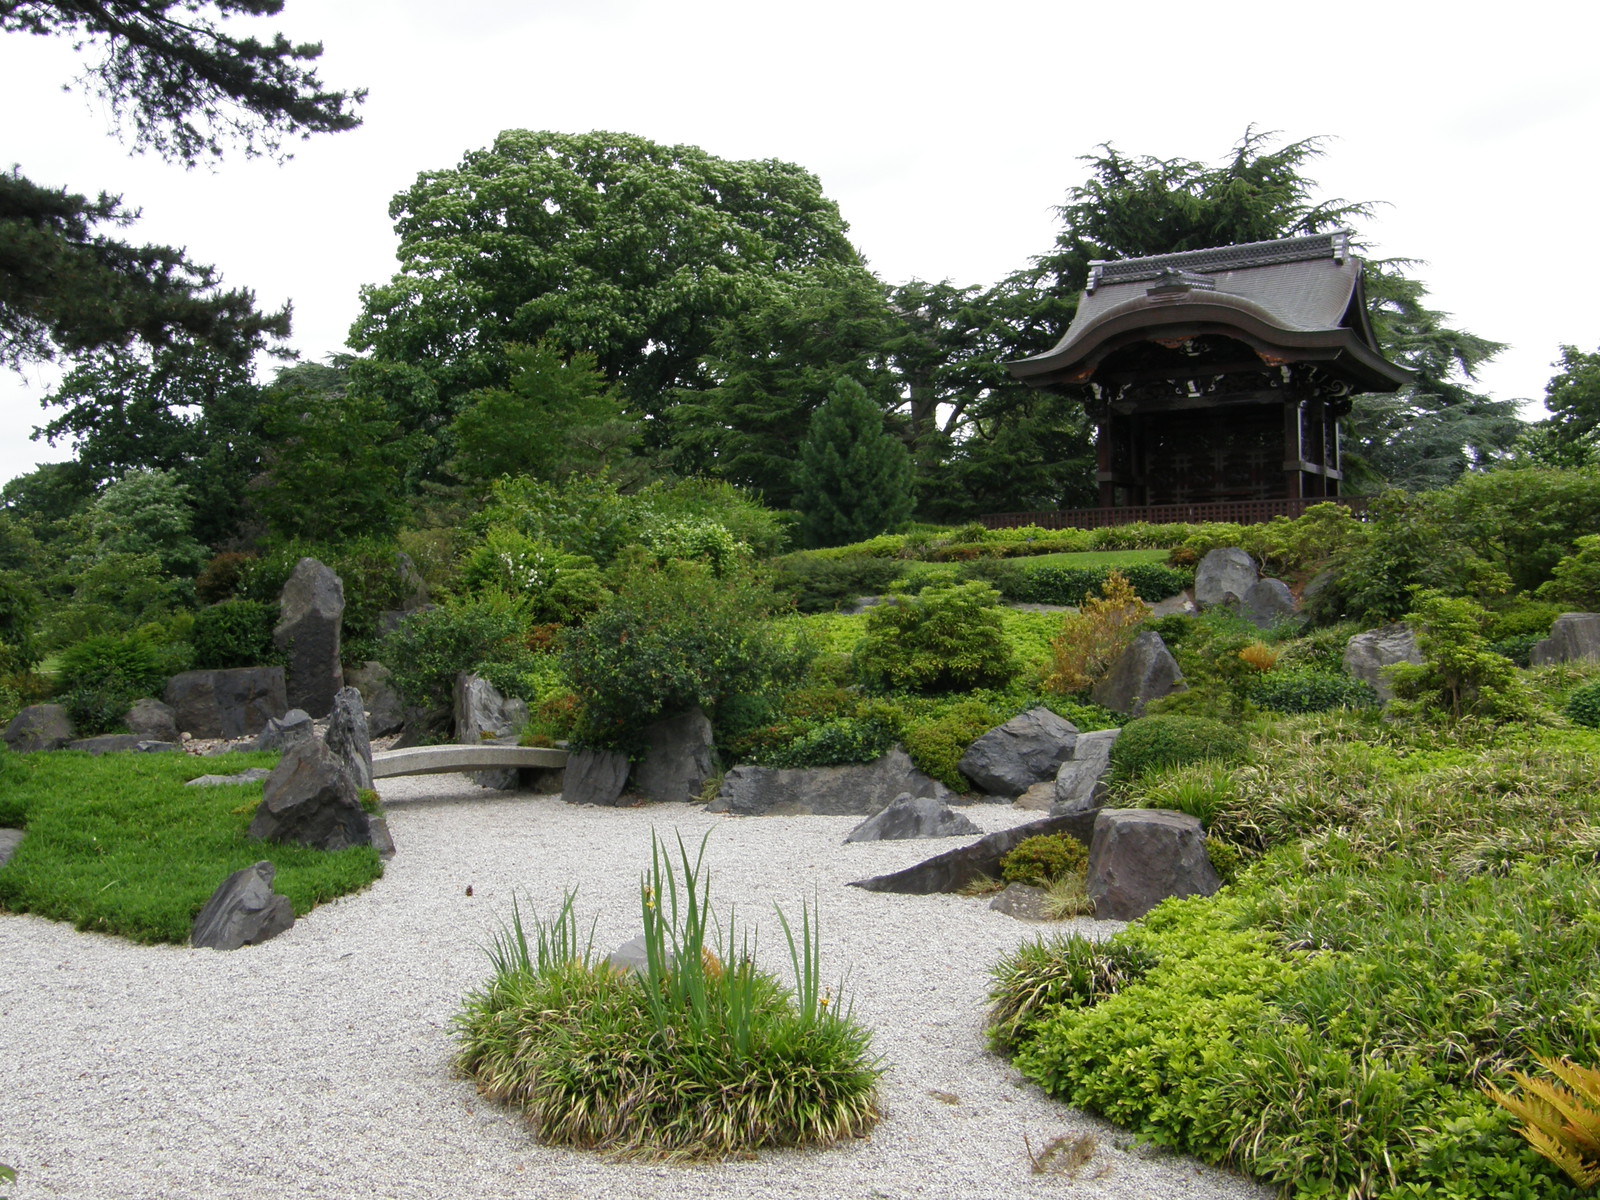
[
  {"left": 3, "top": 704, "right": 74, "bottom": 753},
  {"left": 958, "top": 708, "right": 1079, "bottom": 797},
  {"left": 1343, "top": 624, "right": 1422, "bottom": 703},
  {"left": 635, "top": 707, "right": 715, "bottom": 804},
  {"left": 345, "top": 661, "right": 405, "bottom": 737},
  {"left": 274, "top": 557, "right": 345, "bottom": 718},
  {"left": 454, "top": 674, "right": 529, "bottom": 789},
  {"left": 1053, "top": 728, "right": 1121, "bottom": 813},
  {"left": 249, "top": 738, "right": 372, "bottom": 851},
  {"left": 1085, "top": 808, "right": 1220, "bottom": 921},
  {"left": 844, "top": 793, "right": 982, "bottom": 843},
  {"left": 165, "top": 667, "right": 287, "bottom": 739},
  {"left": 563, "top": 748, "right": 631, "bottom": 807},
  {"left": 1194, "top": 548, "right": 1259, "bottom": 609},
  {"left": 191, "top": 861, "right": 295, "bottom": 950},
  {"left": 252, "top": 709, "right": 315, "bottom": 753},
  {"left": 1091, "top": 632, "right": 1183, "bottom": 717},
  {"left": 66, "top": 735, "right": 178, "bottom": 755},
  {"left": 849, "top": 810, "right": 1098, "bottom": 895},
  {"left": 1530, "top": 613, "right": 1600, "bottom": 667},
  {"left": 710, "top": 747, "right": 955, "bottom": 817},
  {"left": 125, "top": 697, "right": 179, "bottom": 743},
  {"left": 325, "top": 687, "right": 374, "bottom": 792},
  {"left": 1242, "top": 578, "right": 1299, "bottom": 630}
]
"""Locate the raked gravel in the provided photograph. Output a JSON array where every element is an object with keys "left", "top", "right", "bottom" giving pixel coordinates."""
[{"left": 1, "top": 775, "right": 1274, "bottom": 1200}]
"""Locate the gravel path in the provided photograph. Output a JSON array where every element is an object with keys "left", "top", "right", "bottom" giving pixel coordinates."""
[{"left": 1, "top": 776, "right": 1274, "bottom": 1200}]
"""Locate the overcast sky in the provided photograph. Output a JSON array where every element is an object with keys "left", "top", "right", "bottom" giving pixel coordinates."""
[{"left": 3, "top": 0, "right": 1596, "bottom": 487}]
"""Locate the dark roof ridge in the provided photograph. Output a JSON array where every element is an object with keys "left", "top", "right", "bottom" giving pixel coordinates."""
[{"left": 1088, "top": 230, "right": 1353, "bottom": 292}]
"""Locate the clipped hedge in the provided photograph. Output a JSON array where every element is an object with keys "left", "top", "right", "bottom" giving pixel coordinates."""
[
  {"left": 980, "top": 561, "right": 1192, "bottom": 607},
  {"left": 1109, "top": 714, "right": 1248, "bottom": 782}
]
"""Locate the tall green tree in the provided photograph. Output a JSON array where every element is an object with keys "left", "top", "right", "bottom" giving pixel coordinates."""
[
  {"left": 793, "top": 377, "right": 914, "bottom": 548},
  {"left": 1, "top": 1, "right": 362, "bottom": 368},
  {"left": 1519, "top": 344, "right": 1600, "bottom": 468},
  {"left": 350, "top": 130, "right": 871, "bottom": 444}
]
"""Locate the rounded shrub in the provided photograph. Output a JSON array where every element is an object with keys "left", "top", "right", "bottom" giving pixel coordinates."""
[
  {"left": 1000, "top": 834, "right": 1089, "bottom": 886},
  {"left": 191, "top": 600, "right": 278, "bottom": 670},
  {"left": 1565, "top": 679, "right": 1600, "bottom": 729},
  {"left": 851, "top": 581, "right": 1016, "bottom": 694},
  {"left": 1249, "top": 668, "right": 1379, "bottom": 715},
  {"left": 55, "top": 631, "right": 173, "bottom": 734},
  {"left": 1110, "top": 714, "right": 1249, "bottom": 782},
  {"left": 766, "top": 716, "right": 897, "bottom": 769}
]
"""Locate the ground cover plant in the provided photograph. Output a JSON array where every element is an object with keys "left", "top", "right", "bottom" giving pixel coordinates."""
[
  {"left": 990, "top": 712, "right": 1600, "bottom": 1199},
  {"left": 0, "top": 747, "right": 382, "bottom": 943},
  {"left": 455, "top": 834, "right": 881, "bottom": 1159}
]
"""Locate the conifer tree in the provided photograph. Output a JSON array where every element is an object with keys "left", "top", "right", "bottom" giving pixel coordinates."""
[{"left": 793, "top": 377, "right": 914, "bottom": 548}]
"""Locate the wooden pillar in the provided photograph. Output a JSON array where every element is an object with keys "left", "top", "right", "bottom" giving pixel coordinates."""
[{"left": 1283, "top": 399, "right": 1305, "bottom": 499}]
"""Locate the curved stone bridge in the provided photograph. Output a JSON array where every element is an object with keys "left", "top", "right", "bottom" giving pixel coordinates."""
[{"left": 370, "top": 745, "right": 568, "bottom": 780}]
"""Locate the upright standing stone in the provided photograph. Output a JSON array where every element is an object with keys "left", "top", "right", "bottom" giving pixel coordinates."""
[
  {"left": 250, "top": 738, "right": 372, "bottom": 851},
  {"left": 1242, "top": 578, "right": 1299, "bottom": 630},
  {"left": 345, "top": 661, "right": 405, "bottom": 737},
  {"left": 1343, "top": 624, "right": 1422, "bottom": 703},
  {"left": 1194, "top": 548, "right": 1260, "bottom": 610},
  {"left": 1530, "top": 613, "right": 1600, "bottom": 667},
  {"left": 563, "top": 748, "right": 631, "bottom": 806},
  {"left": 1085, "top": 808, "right": 1220, "bottom": 921},
  {"left": 453, "top": 674, "right": 529, "bottom": 789},
  {"left": 634, "top": 707, "right": 715, "bottom": 804},
  {"left": 1053, "top": 728, "right": 1121, "bottom": 813},
  {"left": 275, "top": 558, "right": 345, "bottom": 718},
  {"left": 325, "top": 686, "right": 374, "bottom": 791},
  {"left": 1091, "top": 632, "right": 1183, "bottom": 716},
  {"left": 125, "top": 697, "right": 179, "bottom": 743}
]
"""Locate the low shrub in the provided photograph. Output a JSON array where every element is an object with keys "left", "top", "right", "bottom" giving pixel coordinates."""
[
  {"left": 979, "top": 561, "right": 1191, "bottom": 607},
  {"left": 1000, "top": 834, "right": 1089, "bottom": 887},
  {"left": 764, "top": 715, "right": 898, "bottom": 769},
  {"left": 898, "top": 697, "right": 1011, "bottom": 791},
  {"left": 190, "top": 600, "right": 279, "bottom": 670},
  {"left": 772, "top": 555, "right": 904, "bottom": 613},
  {"left": 458, "top": 527, "right": 610, "bottom": 625},
  {"left": 54, "top": 631, "right": 176, "bottom": 734},
  {"left": 1539, "top": 534, "right": 1600, "bottom": 610},
  {"left": 1109, "top": 714, "right": 1249, "bottom": 782},
  {"left": 1249, "top": 668, "right": 1378, "bottom": 715},
  {"left": 455, "top": 835, "right": 881, "bottom": 1159},
  {"left": 986, "top": 935, "right": 1159, "bottom": 1055},
  {"left": 852, "top": 581, "right": 1017, "bottom": 694},
  {"left": 1041, "top": 571, "right": 1148, "bottom": 696},
  {"left": 1387, "top": 591, "right": 1536, "bottom": 725},
  {"left": 1120, "top": 761, "right": 1237, "bottom": 827},
  {"left": 383, "top": 592, "right": 532, "bottom": 715},
  {"left": 1565, "top": 679, "right": 1600, "bottom": 729}
]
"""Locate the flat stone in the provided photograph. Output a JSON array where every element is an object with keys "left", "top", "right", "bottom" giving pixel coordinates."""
[
  {"left": 849, "top": 810, "right": 1099, "bottom": 895},
  {"left": 989, "top": 883, "right": 1051, "bottom": 920},
  {"left": 844, "top": 793, "right": 982, "bottom": 842},
  {"left": 1053, "top": 728, "right": 1121, "bottom": 813},
  {"left": 0, "top": 828, "right": 23, "bottom": 869},
  {"left": 1091, "top": 632, "right": 1184, "bottom": 716},
  {"left": 66, "top": 735, "right": 180, "bottom": 755},
  {"left": 3, "top": 704, "right": 74, "bottom": 753},
  {"left": 367, "top": 815, "right": 396, "bottom": 858},
  {"left": 1530, "top": 613, "right": 1600, "bottom": 667},
  {"left": 275, "top": 557, "right": 345, "bottom": 717},
  {"left": 711, "top": 747, "right": 955, "bottom": 817},
  {"left": 190, "top": 860, "right": 295, "bottom": 950},
  {"left": 1343, "top": 624, "right": 1421, "bottom": 703},
  {"left": 958, "top": 708, "right": 1079, "bottom": 797},
  {"left": 186, "top": 768, "right": 272, "bottom": 787},
  {"left": 1086, "top": 808, "right": 1220, "bottom": 921},
  {"left": 1194, "top": 548, "right": 1259, "bottom": 609}
]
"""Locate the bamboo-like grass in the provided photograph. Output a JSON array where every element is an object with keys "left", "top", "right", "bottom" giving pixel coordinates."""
[{"left": 455, "top": 833, "right": 881, "bottom": 1160}]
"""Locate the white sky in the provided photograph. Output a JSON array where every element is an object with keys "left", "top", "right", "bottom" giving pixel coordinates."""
[{"left": 3, "top": 0, "right": 1597, "bottom": 487}]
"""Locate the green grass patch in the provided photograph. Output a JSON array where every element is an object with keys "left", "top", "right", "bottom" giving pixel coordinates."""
[
  {"left": 456, "top": 835, "right": 881, "bottom": 1159},
  {"left": 0, "top": 747, "right": 383, "bottom": 944}
]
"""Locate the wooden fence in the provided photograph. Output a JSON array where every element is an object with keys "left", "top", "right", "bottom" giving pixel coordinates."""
[{"left": 980, "top": 496, "right": 1369, "bottom": 530}]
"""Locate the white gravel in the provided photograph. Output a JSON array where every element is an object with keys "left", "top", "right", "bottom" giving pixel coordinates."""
[{"left": 1, "top": 776, "right": 1274, "bottom": 1200}]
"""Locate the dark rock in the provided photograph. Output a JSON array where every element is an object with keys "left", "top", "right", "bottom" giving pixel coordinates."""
[
  {"left": 66, "top": 735, "right": 179, "bottom": 755},
  {"left": 849, "top": 811, "right": 1099, "bottom": 895},
  {"left": 125, "top": 697, "right": 179, "bottom": 742},
  {"left": 518, "top": 766, "right": 566, "bottom": 794},
  {"left": 1091, "top": 632, "right": 1184, "bottom": 716},
  {"left": 1194, "top": 548, "right": 1259, "bottom": 609},
  {"left": 3, "top": 704, "right": 74, "bottom": 753},
  {"left": 274, "top": 557, "right": 345, "bottom": 718},
  {"left": 989, "top": 883, "right": 1051, "bottom": 920},
  {"left": 958, "top": 708, "right": 1079, "bottom": 796},
  {"left": 563, "top": 748, "right": 631, "bottom": 807},
  {"left": 190, "top": 860, "right": 295, "bottom": 950},
  {"left": 186, "top": 768, "right": 272, "bottom": 787},
  {"left": 844, "top": 793, "right": 982, "bottom": 843},
  {"left": 165, "top": 667, "right": 288, "bottom": 739},
  {"left": 326, "top": 687, "right": 374, "bottom": 792},
  {"left": 635, "top": 707, "right": 715, "bottom": 804},
  {"left": 454, "top": 674, "right": 529, "bottom": 789},
  {"left": 1053, "top": 728, "right": 1121, "bottom": 813},
  {"left": 345, "top": 661, "right": 405, "bottom": 737},
  {"left": 367, "top": 816, "right": 396, "bottom": 858},
  {"left": 252, "top": 709, "right": 315, "bottom": 753},
  {"left": 1343, "top": 624, "right": 1421, "bottom": 703},
  {"left": 391, "top": 705, "right": 450, "bottom": 748},
  {"left": 710, "top": 747, "right": 956, "bottom": 817},
  {"left": 1085, "top": 808, "right": 1220, "bottom": 921},
  {"left": 0, "top": 828, "right": 23, "bottom": 869},
  {"left": 1530, "top": 613, "right": 1600, "bottom": 667},
  {"left": 1242, "top": 577, "right": 1299, "bottom": 630},
  {"left": 249, "top": 739, "right": 372, "bottom": 851}
]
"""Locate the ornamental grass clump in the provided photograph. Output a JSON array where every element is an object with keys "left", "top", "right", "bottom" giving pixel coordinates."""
[{"left": 455, "top": 834, "right": 881, "bottom": 1160}]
